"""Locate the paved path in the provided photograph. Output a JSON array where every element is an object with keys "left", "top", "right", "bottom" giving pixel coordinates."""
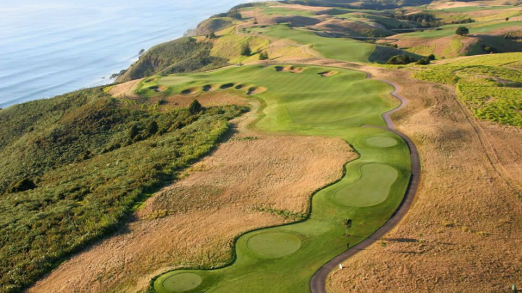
[{"left": 310, "top": 72, "right": 421, "bottom": 293}]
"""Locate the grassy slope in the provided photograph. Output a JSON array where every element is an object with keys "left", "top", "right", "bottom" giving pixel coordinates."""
[
  {"left": 0, "top": 89, "right": 246, "bottom": 292},
  {"left": 415, "top": 53, "right": 522, "bottom": 126},
  {"left": 147, "top": 65, "right": 411, "bottom": 293},
  {"left": 260, "top": 24, "right": 376, "bottom": 62},
  {"left": 116, "top": 38, "right": 228, "bottom": 83}
]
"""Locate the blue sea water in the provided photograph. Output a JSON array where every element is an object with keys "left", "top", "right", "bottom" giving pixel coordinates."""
[{"left": 0, "top": 0, "right": 250, "bottom": 108}]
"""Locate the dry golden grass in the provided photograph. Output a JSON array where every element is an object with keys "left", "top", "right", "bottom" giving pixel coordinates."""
[
  {"left": 383, "top": 35, "right": 478, "bottom": 58},
  {"left": 322, "top": 64, "right": 522, "bottom": 292},
  {"left": 108, "top": 79, "right": 143, "bottom": 98},
  {"left": 28, "top": 101, "right": 355, "bottom": 293},
  {"left": 157, "top": 91, "right": 249, "bottom": 109}
]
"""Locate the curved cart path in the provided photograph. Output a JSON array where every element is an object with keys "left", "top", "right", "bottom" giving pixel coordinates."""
[{"left": 310, "top": 73, "right": 421, "bottom": 293}]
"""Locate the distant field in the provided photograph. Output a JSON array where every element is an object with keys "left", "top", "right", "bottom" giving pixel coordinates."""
[
  {"left": 141, "top": 65, "right": 411, "bottom": 292},
  {"left": 415, "top": 53, "right": 522, "bottom": 126},
  {"left": 256, "top": 24, "right": 376, "bottom": 62}
]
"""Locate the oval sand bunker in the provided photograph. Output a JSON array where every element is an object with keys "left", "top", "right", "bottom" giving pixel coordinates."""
[
  {"left": 162, "top": 273, "right": 202, "bottom": 292},
  {"left": 365, "top": 136, "right": 397, "bottom": 148},
  {"left": 247, "top": 232, "right": 302, "bottom": 258}
]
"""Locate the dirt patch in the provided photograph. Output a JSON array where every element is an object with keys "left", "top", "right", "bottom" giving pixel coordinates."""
[
  {"left": 108, "top": 79, "right": 143, "bottom": 99},
  {"left": 28, "top": 101, "right": 355, "bottom": 293}
]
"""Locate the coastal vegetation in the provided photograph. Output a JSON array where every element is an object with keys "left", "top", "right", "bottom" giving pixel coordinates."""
[
  {"left": 0, "top": 88, "right": 246, "bottom": 292},
  {"left": 415, "top": 53, "right": 522, "bottom": 126}
]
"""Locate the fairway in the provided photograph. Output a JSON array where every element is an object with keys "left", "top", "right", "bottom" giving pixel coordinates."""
[
  {"left": 247, "top": 232, "right": 302, "bottom": 258},
  {"left": 260, "top": 24, "right": 376, "bottom": 62},
  {"left": 146, "top": 64, "right": 411, "bottom": 293}
]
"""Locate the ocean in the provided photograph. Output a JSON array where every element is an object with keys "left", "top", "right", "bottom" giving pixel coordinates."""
[{"left": 0, "top": 0, "right": 250, "bottom": 108}]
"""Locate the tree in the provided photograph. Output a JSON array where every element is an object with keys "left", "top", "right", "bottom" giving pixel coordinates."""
[
  {"left": 241, "top": 43, "right": 251, "bottom": 56},
  {"left": 428, "top": 54, "right": 436, "bottom": 60},
  {"left": 343, "top": 218, "right": 353, "bottom": 236},
  {"left": 189, "top": 99, "right": 202, "bottom": 114},
  {"left": 253, "top": 17, "right": 258, "bottom": 25},
  {"left": 506, "top": 17, "right": 510, "bottom": 21},
  {"left": 207, "top": 32, "right": 217, "bottom": 39},
  {"left": 259, "top": 51, "right": 269, "bottom": 60},
  {"left": 456, "top": 26, "right": 469, "bottom": 36}
]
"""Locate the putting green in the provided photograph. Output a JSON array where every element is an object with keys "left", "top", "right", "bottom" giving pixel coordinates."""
[
  {"left": 333, "top": 164, "right": 398, "bottom": 207},
  {"left": 365, "top": 136, "right": 398, "bottom": 148},
  {"left": 162, "top": 273, "right": 202, "bottom": 292},
  {"left": 247, "top": 232, "right": 302, "bottom": 258}
]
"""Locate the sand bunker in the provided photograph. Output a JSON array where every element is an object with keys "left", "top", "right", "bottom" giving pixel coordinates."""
[{"left": 318, "top": 71, "right": 339, "bottom": 77}]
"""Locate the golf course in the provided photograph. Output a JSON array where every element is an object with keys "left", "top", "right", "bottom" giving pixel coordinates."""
[{"left": 136, "top": 64, "right": 412, "bottom": 292}]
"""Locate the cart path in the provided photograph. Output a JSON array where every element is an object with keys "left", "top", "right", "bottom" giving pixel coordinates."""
[{"left": 310, "top": 72, "right": 421, "bottom": 293}]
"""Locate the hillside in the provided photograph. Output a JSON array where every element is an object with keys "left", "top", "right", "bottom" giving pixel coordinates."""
[{"left": 0, "top": 88, "right": 246, "bottom": 292}]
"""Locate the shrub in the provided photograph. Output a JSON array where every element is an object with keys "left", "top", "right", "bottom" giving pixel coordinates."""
[
  {"left": 189, "top": 100, "right": 203, "bottom": 114},
  {"left": 416, "top": 57, "right": 431, "bottom": 65},
  {"left": 241, "top": 43, "right": 251, "bottom": 56},
  {"left": 456, "top": 26, "right": 469, "bottom": 36},
  {"left": 387, "top": 55, "right": 416, "bottom": 65},
  {"left": 7, "top": 178, "right": 36, "bottom": 193},
  {"left": 259, "top": 51, "right": 269, "bottom": 60},
  {"left": 146, "top": 121, "right": 159, "bottom": 135},
  {"left": 428, "top": 54, "right": 436, "bottom": 60}
]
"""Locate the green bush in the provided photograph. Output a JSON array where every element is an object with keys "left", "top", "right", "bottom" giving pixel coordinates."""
[
  {"left": 416, "top": 57, "right": 431, "bottom": 65},
  {"left": 387, "top": 54, "right": 416, "bottom": 64},
  {"left": 259, "top": 51, "right": 269, "bottom": 60},
  {"left": 456, "top": 26, "right": 469, "bottom": 36},
  {"left": 241, "top": 43, "right": 252, "bottom": 56}
]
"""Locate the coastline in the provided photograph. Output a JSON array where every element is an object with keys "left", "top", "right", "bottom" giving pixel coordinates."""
[{"left": 0, "top": 0, "right": 251, "bottom": 109}]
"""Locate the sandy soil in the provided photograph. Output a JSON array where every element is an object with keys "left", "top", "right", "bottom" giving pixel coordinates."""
[
  {"left": 108, "top": 79, "right": 143, "bottom": 99},
  {"left": 157, "top": 91, "right": 249, "bottom": 109},
  {"left": 28, "top": 101, "right": 355, "bottom": 293},
  {"left": 321, "top": 64, "right": 522, "bottom": 292}
]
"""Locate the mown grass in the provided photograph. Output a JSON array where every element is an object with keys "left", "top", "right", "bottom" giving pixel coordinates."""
[
  {"left": 415, "top": 53, "right": 522, "bottom": 126},
  {"left": 0, "top": 88, "right": 246, "bottom": 292},
  {"left": 146, "top": 65, "right": 411, "bottom": 293},
  {"left": 260, "top": 24, "right": 376, "bottom": 62}
]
